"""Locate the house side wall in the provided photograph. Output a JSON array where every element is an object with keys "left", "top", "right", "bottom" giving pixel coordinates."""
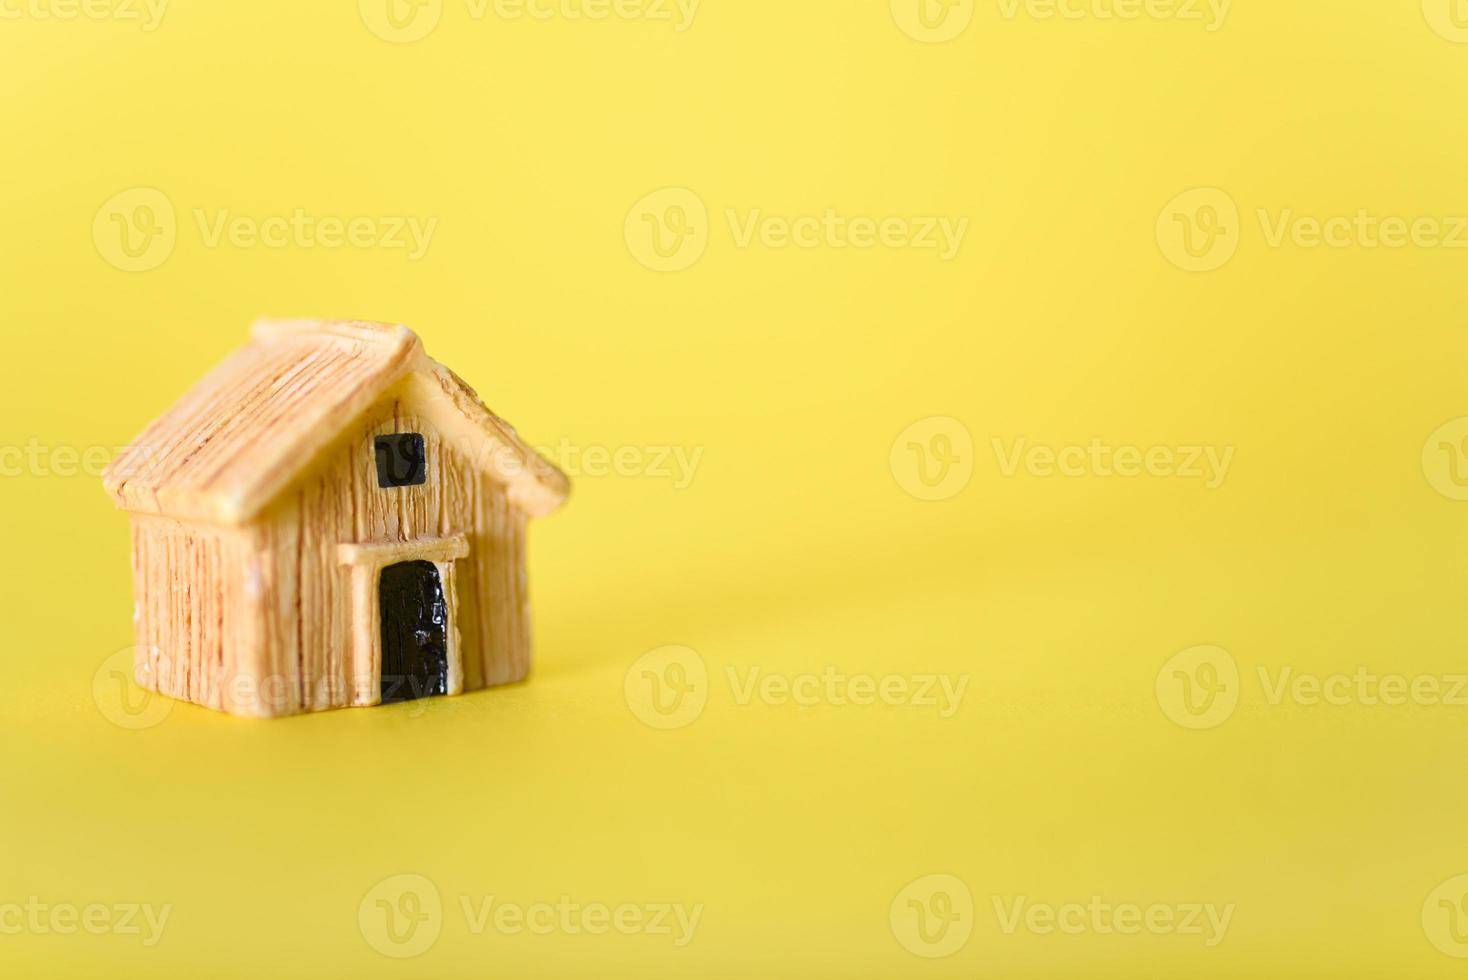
[
  {"left": 253, "top": 386, "right": 531, "bottom": 716},
  {"left": 129, "top": 516, "right": 267, "bottom": 715}
]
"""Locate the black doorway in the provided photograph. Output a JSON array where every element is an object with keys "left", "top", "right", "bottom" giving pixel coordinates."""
[{"left": 379, "top": 560, "right": 449, "bottom": 704}]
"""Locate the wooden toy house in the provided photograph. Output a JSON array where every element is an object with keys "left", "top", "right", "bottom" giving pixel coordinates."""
[{"left": 102, "top": 318, "right": 569, "bottom": 718}]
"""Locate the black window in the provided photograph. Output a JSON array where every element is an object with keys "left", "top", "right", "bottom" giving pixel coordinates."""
[{"left": 374, "top": 433, "right": 427, "bottom": 488}]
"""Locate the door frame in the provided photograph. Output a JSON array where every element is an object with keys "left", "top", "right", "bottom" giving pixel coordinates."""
[{"left": 339, "top": 534, "right": 468, "bottom": 706}]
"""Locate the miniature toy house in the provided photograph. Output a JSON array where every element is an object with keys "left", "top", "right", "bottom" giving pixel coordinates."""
[{"left": 102, "top": 318, "right": 569, "bottom": 718}]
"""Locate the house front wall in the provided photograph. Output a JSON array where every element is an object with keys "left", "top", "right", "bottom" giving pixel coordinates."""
[{"left": 247, "top": 381, "right": 531, "bottom": 716}]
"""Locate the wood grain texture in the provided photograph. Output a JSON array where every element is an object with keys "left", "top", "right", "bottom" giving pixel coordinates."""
[
  {"left": 250, "top": 386, "right": 532, "bottom": 715},
  {"left": 103, "top": 318, "right": 568, "bottom": 524},
  {"left": 109, "top": 319, "right": 564, "bottom": 718},
  {"left": 129, "top": 517, "right": 267, "bottom": 714}
]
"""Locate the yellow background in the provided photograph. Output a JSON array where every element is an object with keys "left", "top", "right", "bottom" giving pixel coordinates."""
[{"left": 3, "top": 0, "right": 1468, "bottom": 975}]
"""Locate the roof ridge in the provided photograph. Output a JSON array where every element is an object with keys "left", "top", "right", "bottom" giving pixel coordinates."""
[
  {"left": 250, "top": 317, "right": 419, "bottom": 349},
  {"left": 104, "top": 319, "right": 569, "bottom": 524}
]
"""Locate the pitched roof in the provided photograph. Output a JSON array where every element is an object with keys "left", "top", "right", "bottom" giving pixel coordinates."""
[{"left": 103, "top": 318, "right": 570, "bottom": 524}]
